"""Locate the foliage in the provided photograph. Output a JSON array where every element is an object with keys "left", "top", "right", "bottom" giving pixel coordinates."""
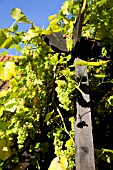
[
  {"left": 0, "top": 61, "right": 16, "bottom": 81},
  {"left": 0, "top": 0, "right": 113, "bottom": 169}
]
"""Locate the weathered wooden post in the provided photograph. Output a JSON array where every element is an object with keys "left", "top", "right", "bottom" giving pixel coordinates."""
[
  {"left": 74, "top": 58, "right": 95, "bottom": 170},
  {"left": 42, "top": 7, "right": 101, "bottom": 168}
]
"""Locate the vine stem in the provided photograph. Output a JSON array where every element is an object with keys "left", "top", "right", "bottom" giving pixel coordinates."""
[{"left": 56, "top": 106, "right": 73, "bottom": 140}]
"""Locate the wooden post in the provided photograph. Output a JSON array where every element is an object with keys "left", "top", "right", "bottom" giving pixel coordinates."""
[{"left": 75, "top": 58, "right": 95, "bottom": 170}]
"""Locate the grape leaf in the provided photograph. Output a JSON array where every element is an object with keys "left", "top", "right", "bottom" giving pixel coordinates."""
[
  {"left": 48, "top": 14, "right": 57, "bottom": 21},
  {"left": 61, "top": 1, "right": 69, "bottom": 15},
  {"left": 48, "top": 157, "right": 68, "bottom": 170},
  {"left": 11, "top": 8, "right": 31, "bottom": 24},
  {"left": 0, "top": 61, "right": 16, "bottom": 81},
  {"left": 75, "top": 60, "right": 110, "bottom": 66},
  {"left": 0, "top": 139, "right": 12, "bottom": 161}
]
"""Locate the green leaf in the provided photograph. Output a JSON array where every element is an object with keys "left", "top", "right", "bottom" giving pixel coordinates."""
[
  {"left": 81, "top": 0, "right": 87, "bottom": 13},
  {"left": 48, "top": 14, "right": 57, "bottom": 21},
  {"left": 48, "top": 156, "right": 68, "bottom": 170},
  {"left": 97, "top": 0, "right": 107, "bottom": 7},
  {"left": 75, "top": 60, "right": 110, "bottom": 66},
  {"left": 0, "top": 90, "right": 8, "bottom": 98},
  {"left": 0, "top": 121, "right": 7, "bottom": 131},
  {"left": 11, "top": 8, "right": 31, "bottom": 24},
  {"left": 1, "top": 36, "right": 13, "bottom": 49},
  {"left": 23, "top": 107, "right": 30, "bottom": 112},
  {"left": 94, "top": 74, "right": 107, "bottom": 78},
  {"left": 108, "top": 96, "right": 113, "bottom": 105},
  {"left": 34, "top": 143, "right": 40, "bottom": 149},
  {"left": 0, "top": 50, "right": 8, "bottom": 57},
  {"left": 106, "top": 155, "right": 110, "bottom": 163},
  {"left": 0, "top": 30, "right": 7, "bottom": 47},
  {"left": 0, "top": 61, "right": 16, "bottom": 81},
  {"left": 22, "top": 27, "right": 39, "bottom": 41},
  {"left": 13, "top": 35, "right": 22, "bottom": 44},
  {"left": 5, "top": 98, "right": 17, "bottom": 112},
  {"left": 48, "top": 19, "right": 62, "bottom": 32},
  {"left": 61, "top": 1, "right": 70, "bottom": 15},
  {"left": 5, "top": 103, "right": 16, "bottom": 109},
  {"left": 44, "top": 111, "right": 53, "bottom": 122},
  {"left": 0, "top": 139, "right": 12, "bottom": 161},
  {"left": 0, "top": 106, "right": 4, "bottom": 117},
  {"left": 9, "top": 25, "right": 18, "bottom": 32},
  {"left": 10, "top": 44, "right": 22, "bottom": 52},
  {"left": 0, "top": 30, "right": 13, "bottom": 49},
  {"left": 95, "top": 149, "right": 113, "bottom": 163}
]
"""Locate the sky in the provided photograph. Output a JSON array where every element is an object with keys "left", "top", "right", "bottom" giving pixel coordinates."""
[{"left": 0, "top": 0, "right": 65, "bottom": 55}]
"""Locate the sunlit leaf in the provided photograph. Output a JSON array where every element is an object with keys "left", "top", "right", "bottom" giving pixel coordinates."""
[
  {"left": 0, "top": 30, "right": 7, "bottom": 47},
  {"left": 11, "top": 8, "right": 31, "bottom": 24},
  {"left": 41, "top": 29, "right": 52, "bottom": 35},
  {"left": 0, "top": 29, "right": 14, "bottom": 49},
  {"left": 22, "top": 27, "right": 39, "bottom": 41},
  {"left": 48, "top": 14, "right": 57, "bottom": 21},
  {"left": 81, "top": 0, "right": 87, "bottom": 13},
  {"left": 75, "top": 60, "right": 110, "bottom": 66},
  {"left": 0, "top": 62, "right": 16, "bottom": 81},
  {"left": 0, "top": 90, "right": 8, "bottom": 98},
  {"left": 48, "top": 19, "right": 62, "bottom": 32},
  {"left": 34, "top": 143, "right": 40, "bottom": 149},
  {"left": 94, "top": 74, "right": 107, "bottom": 78},
  {"left": 1, "top": 36, "right": 13, "bottom": 49},
  {"left": 60, "top": 157, "right": 68, "bottom": 170},
  {"left": 0, "top": 106, "right": 4, "bottom": 117},
  {"left": 48, "top": 156, "right": 68, "bottom": 170},
  {"left": 5, "top": 98, "right": 17, "bottom": 112},
  {"left": 108, "top": 96, "right": 113, "bottom": 105},
  {"left": 23, "top": 107, "right": 30, "bottom": 112},
  {"left": 106, "top": 155, "right": 110, "bottom": 163},
  {"left": 97, "top": 0, "right": 107, "bottom": 6},
  {"left": 0, "top": 30, "right": 7, "bottom": 43},
  {"left": 10, "top": 44, "right": 22, "bottom": 52},
  {"left": 61, "top": 1, "right": 70, "bottom": 15}
]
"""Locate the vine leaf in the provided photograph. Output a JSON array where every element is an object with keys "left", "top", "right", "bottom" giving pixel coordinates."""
[
  {"left": 0, "top": 106, "right": 4, "bottom": 117},
  {"left": 22, "top": 27, "right": 40, "bottom": 41},
  {"left": 108, "top": 96, "right": 113, "bottom": 105},
  {"left": 5, "top": 98, "right": 17, "bottom": 112},
  {"left": 48, "top": 19, "right": 62, "bottom": 32},
  {"left": 48, "top": 14, "right": 57, "bottom": 21},
  {"left": 48, "top": 156, "right": 68, "bottom": 170},
  {"left": 75, "top": 60, "right": 110, "bottom": 66},
  {"left": 0, "top": 139, "right": 12, "bottom": 161},
  {"left": 0, "top": 90, "right": 8, "bottom": 98},
  {"left": 61, "top": 1, "right": 70, "bottom": 15},
  {"left": 44, "top": 111, "right": 53, "bottom": 122},
  {"left": 0, "top": 30, "right": 13, "bottom": 49},
  {"left": 95, "top": 149, "right": 113, "bottom": 164},
  {"left": 0, "top": 62, "right": 16, "bottom": 81},
  {"left": 0, "top": 30, "right": 7, "bottom": 47},
  {"left": 96, "top": 0, "right": 107, "bottom": 6},
  {"left": 11, "top": 8, "right": 31, "bottom": 24}
]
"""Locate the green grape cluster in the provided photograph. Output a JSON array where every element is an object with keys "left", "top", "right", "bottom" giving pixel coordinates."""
[
  {"left": 17, "top": 127, "right": 28, "bottom": 148},
  {"left": 17, "top": 122, "right": 34, "bottom": 149},
  {"left": 53, "top": 117, "right": 75, "bottom": 170},
  {"left": 55, "top": 72, "right": 76, "bottom": 111}
]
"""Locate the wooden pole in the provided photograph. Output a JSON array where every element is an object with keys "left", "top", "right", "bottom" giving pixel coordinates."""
[{"left": 75, "top": 58, "right": 95, "bottom": 170}]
